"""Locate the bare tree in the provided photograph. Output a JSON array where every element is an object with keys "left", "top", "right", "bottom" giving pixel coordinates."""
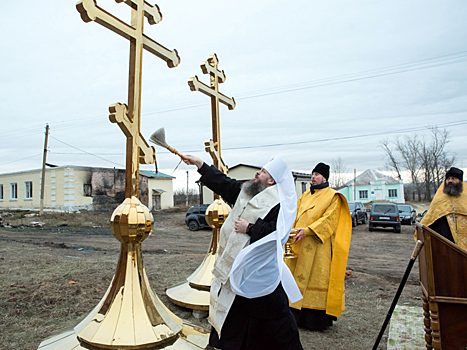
[
  {"left": 330, "top": 157, "right": 349, "bottom": 189},
  {"left": 428, "top": 127, "right": 454, "bottom": 188},
  {"left": 173, "top": 188, "right": 199, "bottom": 206},
  {"left": 380, "top": 139, "right": 402, "bottom": 180},
  {"left": 380, "top": 127, "right": 455, "bottom": 202},
  {"left": 395, "top": 136, "right": 422, "bottom": 201}
]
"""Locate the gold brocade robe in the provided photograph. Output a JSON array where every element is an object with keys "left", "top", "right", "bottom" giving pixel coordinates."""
[
  {"left": 419, "top": 182, "right": 467, "bottom": 250},
  {"left": 287, "top": 187, "right": 352, "bottom": 318}
]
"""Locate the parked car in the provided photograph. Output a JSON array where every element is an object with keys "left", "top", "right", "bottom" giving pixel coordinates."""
[
  {"left": 348, "top": 201, "right": 367, "bottom": 227},
  {"left": 418, "top": 209, "right": 428, "bottom": 222},
  {"left": 185, "top": 204, "right": 211, "bottom": 231},
  {"left": 397, "top": 205, "right": 417, "bottom": 225},
  {"left": 369, "top": 203, "right": 401, "bottom": 233}
]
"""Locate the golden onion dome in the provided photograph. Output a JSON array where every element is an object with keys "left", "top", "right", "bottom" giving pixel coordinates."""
[
  {"left": 205, "top": 198, "right": 231, "bottom": 229},
  {"left": 110, "top": 196, "right": 154, "bottom": 244}
]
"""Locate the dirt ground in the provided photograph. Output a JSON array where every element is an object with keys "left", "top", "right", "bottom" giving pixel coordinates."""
[{"left": 0, "top": 202, "right": 429, "bottom": 350}]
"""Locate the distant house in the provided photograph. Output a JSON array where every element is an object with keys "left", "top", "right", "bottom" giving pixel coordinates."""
[
  {"left": 338, "top": 169, "right": 405, "bottom": 204},
  {"left": 139, "top": 170, "right": 174, "bottom": 210},
  {"left": 0, "top": 166, "right": 174, "bottom": 211},
  {"left": 199, "top": 163, "right": 312, "bottom": 204}
]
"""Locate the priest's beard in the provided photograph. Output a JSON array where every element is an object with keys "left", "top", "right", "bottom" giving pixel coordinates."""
[
  {"left": 243, "top": 179, "right": 267, "bottom": 197},
  {"left": 444, "top": 180, "right": 463, "bottom": 197}
]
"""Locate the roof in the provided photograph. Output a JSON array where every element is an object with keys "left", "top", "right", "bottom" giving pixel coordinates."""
[
  {"left": 0, "top": 166, "right": 174, "bottom": 179},
  {"left": 0, "top": 165, "right": 121, "bottom": 177},
  {"left": 229, "top": 163, "right": 261, "bottom": 171},
  {"left": 229, "top": 164, "right": 311, "bottom": 180},
  {"left": 292, "top": 171, "right": 311, "bottom": 179},
  {"left": 139, "top": 170, "right": 174, "bottom": 179},
  {"left": 342, "top": 169, "right": 401, "bottom": 187}
]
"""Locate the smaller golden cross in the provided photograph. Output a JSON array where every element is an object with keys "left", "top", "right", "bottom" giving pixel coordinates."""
[{"left": 188, "top": 54, "right": 235, "bottom": 174}]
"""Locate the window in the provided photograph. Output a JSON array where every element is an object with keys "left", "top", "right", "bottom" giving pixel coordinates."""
[
  {"left": 301, "top": 182, "right": 307, "bottom": 194},
  {"left": 359, "top": 190, "right": 368, "bottom": 199},
  {"left": 10, "top": 183, "right": 17, "bottom": 200},
  {"left": 25, "top": 181, "right": 33, "bottom": 199},
  {"left": 388, "top": 189, "right": 397, "bottom": 198},
  {"left": 373, "top": 204, "right": 397, "bottom": 213},
  {"left": 83, "top": 184, "right": 92, "bottom": 196},
  {"left": 0, "top": 184, "right": 3, "bottom": 200}
]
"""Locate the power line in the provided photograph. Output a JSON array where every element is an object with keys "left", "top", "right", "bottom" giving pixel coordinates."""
[
  {"left": 49, "top": 135, "right": 124, "bottom": 168},
  {"left": 3, "top": 50, "right": 467, "bottom": 140},
  {"left": 0, "top": 153, "right": 42, "bottom": 167},
  {"left": 50, "top": 119, "right": 467, "bottom": 157},
  {"left": 6, "top": 119, "right": 465, "bottom": 169},
  {"left": 219, "top": 120, "right": 467, "bottom": 151},
  {"left": 3, "top": 51, "right": 467, "bottom": 168},
  {"left": 142, "top": 50, "right": 467, "bottom": 115}
]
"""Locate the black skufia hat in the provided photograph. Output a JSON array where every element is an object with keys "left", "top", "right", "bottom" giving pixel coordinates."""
[
  {"left": 446, "top": 167, "right": 463, "bottom": 182},
  {"left": 312, "top": 162, "right": 330, "bottom": 180}
]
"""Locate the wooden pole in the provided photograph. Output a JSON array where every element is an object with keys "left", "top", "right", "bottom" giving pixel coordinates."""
[
  {"left": 372, "top": 240, "right": 424, "bottom": 349},
  {"left": 40, "top": 124, "right": 49, "bottom": 216}
]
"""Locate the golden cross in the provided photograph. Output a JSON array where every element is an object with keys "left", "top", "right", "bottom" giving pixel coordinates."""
[
  {"left": 77, "top": 0, "right": 180, "bottom": 198},
  {"left": 188, "top": 54, "right": 235, "bottom": 175}
]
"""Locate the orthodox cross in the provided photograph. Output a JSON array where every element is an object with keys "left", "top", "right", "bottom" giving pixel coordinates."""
[
  {"left": 188, "top": 54, "right": 235, "bottom": 175},
  {"left": 77, "top": 0, "right": 180, "bottom": 198}
]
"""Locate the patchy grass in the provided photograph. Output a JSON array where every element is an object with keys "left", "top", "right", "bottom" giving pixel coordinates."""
[
  {"left": 0, "top": 240, "right": 114, "bottom": 349},
  {"left": 1, "top": 210, "right": 424, "bottom": 350},
  {"left": 1, "top": 209, "right": 112, "bottom": 228}
]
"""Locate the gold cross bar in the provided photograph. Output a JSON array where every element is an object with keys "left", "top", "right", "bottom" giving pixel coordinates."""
[{"left": 76, "top": 0, "right": 180, "bottom": 198}]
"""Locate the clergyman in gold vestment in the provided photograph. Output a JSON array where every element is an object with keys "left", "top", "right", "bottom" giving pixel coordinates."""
[
  {"left": 287, "top": 162, "right": 352, "bottom": 330},
  {"left": 419, "top": 167, "right": 467, "bottom": 251}
]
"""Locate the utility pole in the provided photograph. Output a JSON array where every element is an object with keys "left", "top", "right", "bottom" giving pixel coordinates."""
[
  {"left": 40, "top": 124, "right": 49, "bottom": 216},
  {"left": 354, "top": 168, "right": 357, "bottom": 201},
  {"left": 186, "top": 170, "right": 189, "bottom": 206}
]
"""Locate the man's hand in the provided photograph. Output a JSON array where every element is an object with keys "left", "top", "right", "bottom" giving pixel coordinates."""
[
  {"left": 182, "top": 155, "right": 203, "bottom": 169},
  {"left": 293, "top": 228, "right": 305, "bottom": 243},
  {"left": 235, "top": 218, "right": 249, "bottom": 234}
]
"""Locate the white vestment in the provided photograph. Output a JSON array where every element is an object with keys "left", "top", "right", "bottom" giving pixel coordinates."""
[{"left": 208, "top": 185, "right": 279, "bottom": 336}]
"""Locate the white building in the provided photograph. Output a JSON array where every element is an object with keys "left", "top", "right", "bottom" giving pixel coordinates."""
[
  {"left": 0, "top": 166, "right": 174, "bottom": 211},
  {"left": 338, "top": 169, "right": 405, "bottom": 204}
]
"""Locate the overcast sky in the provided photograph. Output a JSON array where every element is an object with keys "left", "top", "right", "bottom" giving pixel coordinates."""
[{"left": 1, "top": 0, "right": 467, "bottom": 190}]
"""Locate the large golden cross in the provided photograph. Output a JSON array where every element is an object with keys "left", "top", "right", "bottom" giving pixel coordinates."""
[
  {"left": 77, "top": 0, "right": 180, "bottom": 198},
  {"left": 188, "top": 54, "right": 235, "bottom": 175}
]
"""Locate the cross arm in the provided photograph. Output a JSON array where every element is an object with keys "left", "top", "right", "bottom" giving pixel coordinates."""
[
  {"left": 76, "top": 0, "right": 180, "bottom": 67},
  {"left": 188, "top": 76, "right": 236, "bottom": 110},
  {"left": 109, "top": 103, "right": 155, "bottom": 164},
  {"left": 200, "top": 54, "right": 225, "bottom": 83},
  {"left": 143, "top": 36, "right": 180, "bottom": 68},
  {"left": 201, "top": 62, "right": 225, "bottom": 83},
  {"left": 139, "top": 137, "right": 156, "bottom": 164},
  {"left": 115, "top": 0, "right": 162, "bottom": 25},
  {"left": 205, "top": 140, "right": 228, "bottom": 174}
]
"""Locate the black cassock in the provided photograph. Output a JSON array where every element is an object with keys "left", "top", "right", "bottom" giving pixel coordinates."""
[
  {"left": 198, "top": 163, "right": 303, "bottom": 350},
  {"left": 429, "top": 216, "right": 455, "bottom": 243}
]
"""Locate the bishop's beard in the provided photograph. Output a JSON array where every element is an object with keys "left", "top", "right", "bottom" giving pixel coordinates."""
[
  {"left": 443, "top": 180, "right": 463, "bottom": 197},
  {"left": 242, "top": 179, "right": 266, "bottom": 197}
]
